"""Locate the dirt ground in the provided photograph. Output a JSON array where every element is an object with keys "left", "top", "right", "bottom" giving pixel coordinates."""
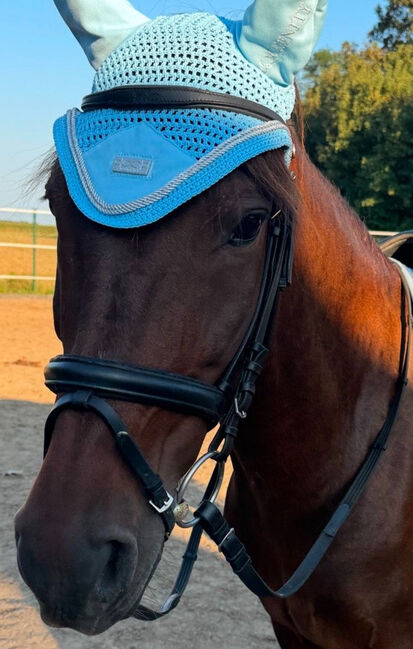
[{"left": 0, "top": 296, "right": 279, "bottom": 649}]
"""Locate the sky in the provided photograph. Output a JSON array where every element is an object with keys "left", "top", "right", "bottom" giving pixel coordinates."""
[{"left": 0, "top": 0, "right": 380, "bottom": 223}]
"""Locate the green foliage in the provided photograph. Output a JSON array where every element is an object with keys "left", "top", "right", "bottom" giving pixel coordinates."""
[
  {"left": 299, "top": 49, "right": 342, "bottom": 96},
  {"left": 369, "top": 0, "right": 413, "bottom": 50},
  {"left": 303, "top": 43, "right": 413, "bottom": 230}
]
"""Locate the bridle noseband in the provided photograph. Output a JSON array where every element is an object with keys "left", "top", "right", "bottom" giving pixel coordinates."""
[{"left": 43, "top": 86, "right": 411, "bottom": 620}]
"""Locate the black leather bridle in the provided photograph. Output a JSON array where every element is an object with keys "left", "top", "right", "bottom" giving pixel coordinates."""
[
  {"left": 81, "top": 84, "right": 286, "bottom": 123},
  {"left": 43, "top": 86, "right": 411, "bottom": 620}
]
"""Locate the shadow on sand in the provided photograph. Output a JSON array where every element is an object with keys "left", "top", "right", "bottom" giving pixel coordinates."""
[{"left": 0, "top": 399, "right": 278, "bottom": 649}]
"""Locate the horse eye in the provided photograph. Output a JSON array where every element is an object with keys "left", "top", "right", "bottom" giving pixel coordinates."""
[{"left": 228, "top": 213, "right": 266, "bottom": 247}]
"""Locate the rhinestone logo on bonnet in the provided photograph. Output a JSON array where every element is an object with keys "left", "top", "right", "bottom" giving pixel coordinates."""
[{"left": 112, "top": 156, "right": 153, "bottom": 177}]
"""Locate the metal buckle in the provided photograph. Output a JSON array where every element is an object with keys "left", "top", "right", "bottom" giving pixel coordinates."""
[
  {"left": 149, "top": 492, "right": 174, "bottom": 514},
  {"left": 218, "top": 528, "right": 234, "bottom": 551},
  {"left": 234, "top": 397, "right": 247, "bottom": 419},
  {"left": 174, "top": 451, "right": 224, "bottom": 528}
]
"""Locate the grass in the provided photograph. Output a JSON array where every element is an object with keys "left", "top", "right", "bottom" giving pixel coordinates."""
[{"left": 0, "top": 221, "right": 57, "bottom": 294}]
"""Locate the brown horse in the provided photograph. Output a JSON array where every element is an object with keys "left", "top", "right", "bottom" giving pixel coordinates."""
[{"left": 15, "top": 129, "right": 413, "bottom": 647}]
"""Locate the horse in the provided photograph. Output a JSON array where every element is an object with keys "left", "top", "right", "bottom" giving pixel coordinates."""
[{"left": 14, "top": 109, "right": 413, "bottom": 646}]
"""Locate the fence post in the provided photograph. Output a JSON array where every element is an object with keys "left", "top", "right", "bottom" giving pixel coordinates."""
[{"left": 32, "top": 210, "right": 37, "bottom": 292}]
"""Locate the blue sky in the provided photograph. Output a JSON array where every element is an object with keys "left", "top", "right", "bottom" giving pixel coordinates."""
[{"left": 0, "top": 0, "right": 380, "bottom": 221}]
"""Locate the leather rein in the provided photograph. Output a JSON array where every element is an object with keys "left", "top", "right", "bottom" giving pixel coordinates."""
[{"left": 43, "top": 86, "right": 411, "bottom": 620}]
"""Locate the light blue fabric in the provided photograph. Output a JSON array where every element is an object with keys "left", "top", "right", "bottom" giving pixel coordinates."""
[
  {"left": 237, "top": 0, "right": 328, "bottom": 86},
  {"left": 53, "top": 0, "right": 149, "bottom": 70},
  {"left": 53, "top": 1, "right": 328, "bottom": 89},
  {"left": 72, "top": 104, "right": 269, "bottom": 156},
  {"left": 52, "top": 3, "right": 329, "bottom": 229},
  {"left": 82, "top": 122, "right": 196, "bottom": 204},
  {"left": 54, "top": 108, "right": 292, "bottom": 228},
  {"left": 92, "top": 14, "right": 296, "bottom": 119},
  {"left": 54, "top": 13, "right": 295, "bottom": 229}
]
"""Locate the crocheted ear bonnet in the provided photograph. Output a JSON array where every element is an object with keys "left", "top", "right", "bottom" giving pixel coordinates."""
[{"left": 53, "top": 0, "right": 327, "bottom": 229}]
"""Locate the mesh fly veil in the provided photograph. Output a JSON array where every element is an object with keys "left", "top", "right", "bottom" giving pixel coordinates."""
[{"left": 53, "top": 2, "right": 328, "bottom": 228}]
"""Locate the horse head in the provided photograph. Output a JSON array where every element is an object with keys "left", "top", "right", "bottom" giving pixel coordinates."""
[{"left": 15, "top": 0, "right": 326, "bottom": 635}]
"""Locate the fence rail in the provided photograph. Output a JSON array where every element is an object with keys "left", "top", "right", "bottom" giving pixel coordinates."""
[
  {"left": 0, "top": 207, "right": 52, "bottom": 215},
  {"left": 0, "top": 207, "right": 55, "bottom": 291},
  {"left": 0, "top": 275, "right": 55, "bottom": 281},
  {"left": 0, "top": 242, "right": 56, "bottom": 251}
]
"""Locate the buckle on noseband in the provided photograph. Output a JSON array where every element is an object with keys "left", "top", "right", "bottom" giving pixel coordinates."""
[{"left": 149, "top": 492, "right": 174, "bottom": 514}]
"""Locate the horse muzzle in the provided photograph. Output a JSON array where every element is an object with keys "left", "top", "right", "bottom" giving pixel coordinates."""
[{"left": 14, "top": 493, "right": 161, "bottom": 633}]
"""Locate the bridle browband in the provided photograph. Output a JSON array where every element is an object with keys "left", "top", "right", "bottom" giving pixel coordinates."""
[
  {"left": 81, "top": 85, "right": 286, "bottom": 123},
  {"left": 43, "top": 87, "right": 411, "bottom": 619}
]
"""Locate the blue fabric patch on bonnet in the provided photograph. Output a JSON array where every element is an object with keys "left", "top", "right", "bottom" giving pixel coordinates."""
[
  {"left": 53, "top": 12, "right": 294, "bottom": 229},
  {"left": 54, "top": 107, "right": 292, "bottom": 228}
]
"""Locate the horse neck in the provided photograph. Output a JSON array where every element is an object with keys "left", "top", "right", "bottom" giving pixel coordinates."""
[{"left": 233, "top": 146, "right": 403, "bottom": 509}]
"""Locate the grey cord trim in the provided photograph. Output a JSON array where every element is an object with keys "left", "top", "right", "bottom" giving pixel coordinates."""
[{"left": 66, "top": 108, "right": 291, "bottom": 215}]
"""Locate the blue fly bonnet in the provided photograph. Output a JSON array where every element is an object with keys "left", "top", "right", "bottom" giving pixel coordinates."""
[{"left": 53, "top": 0, "right": 328, "bottom": 228}]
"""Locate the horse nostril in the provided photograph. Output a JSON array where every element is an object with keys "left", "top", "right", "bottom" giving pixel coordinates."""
[
  {"left": 95, "top": 539, "right": 137, "bottom": 604},
  {"left": 101, "top": 542, "right": 122, "bottom": 587}
]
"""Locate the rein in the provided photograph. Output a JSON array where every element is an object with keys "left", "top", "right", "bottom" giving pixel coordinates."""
[{"left": 43, "top": 87, "right": 411, "bottom": 619}]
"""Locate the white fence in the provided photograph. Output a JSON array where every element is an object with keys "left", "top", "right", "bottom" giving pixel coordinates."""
[{"left": 0, "top": 208, "right": 55, "bottom": 289}]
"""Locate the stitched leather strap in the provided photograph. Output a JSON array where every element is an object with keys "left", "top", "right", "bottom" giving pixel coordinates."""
[
  {"left": 81, "top": 85, "right": 286, "bottom": 123},
  {"left": 45, "top": 355, "right": 227, "bottom": 424},
  {"left": 44, "top": 391, "right": 176, "bottom": 536},
  {"left": 133, "top": 463, "right": 223, "bottom": 620}
]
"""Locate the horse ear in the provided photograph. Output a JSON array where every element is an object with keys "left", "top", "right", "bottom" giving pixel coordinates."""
[
  {"left": 237, "top": 0, "right": 328, "bottom": 86},
  {"left": 53, "top": 0, "right": 149, "bottom": 70}
]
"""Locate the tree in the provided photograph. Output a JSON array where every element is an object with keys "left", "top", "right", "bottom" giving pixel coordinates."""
[
  {"left": 303, "top": 43, "right": 413, "bottom": 230},
  {"left": 299, "top": 49, "right": 341, "bottom": 96},
  {"left": 369, "top": 0, "right": 413, "bottom": 50}
]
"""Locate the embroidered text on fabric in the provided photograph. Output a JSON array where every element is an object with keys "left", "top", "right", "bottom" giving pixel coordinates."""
[{"left": 259, "top": 3, "right": 313, "bottom": 72}]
